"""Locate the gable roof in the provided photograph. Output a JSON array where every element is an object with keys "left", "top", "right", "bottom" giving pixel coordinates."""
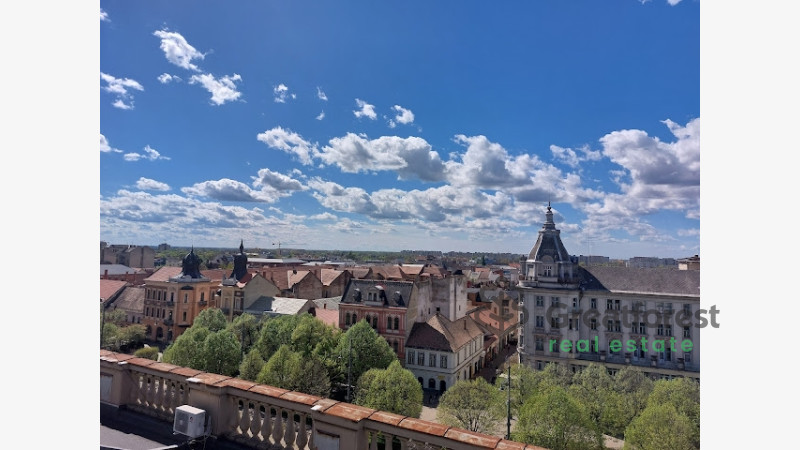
[
  {"left": 320, "top": 268, "right": 346, "bottom": 286},
  {"left": 112, "top": 285, "right": 145, "bottom": 313},
  {"left": 579, "top": 266, "right": 700, "bottom": 297},
  {"left": 406, "top": 314, "right": 485, "bottom": 352},
  {"left": 100, "top": 279, "right": 129, "bottom": 302}
]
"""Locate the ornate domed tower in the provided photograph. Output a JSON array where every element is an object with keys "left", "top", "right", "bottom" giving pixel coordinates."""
[
  {"left": 172, "top": 246, "right": 206, "bottom": 280},
  {"left": 521, "top": 203, "right": 577, "bottom": 287}
]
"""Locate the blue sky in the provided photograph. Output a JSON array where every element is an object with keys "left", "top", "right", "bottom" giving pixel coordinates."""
[{"left": 99, "top": 0, "right": 700, "bottom": 259}]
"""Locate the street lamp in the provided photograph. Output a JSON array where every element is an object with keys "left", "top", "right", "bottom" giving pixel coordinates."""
[{"left": 506, "top": 365, "right": 511, "bottom": 440}]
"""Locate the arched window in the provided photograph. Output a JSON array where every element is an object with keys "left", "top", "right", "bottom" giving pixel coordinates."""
[
  {"left": 387, "top": 316, "right": 392, "bottom": 330},
  {"left": 346, "top": 312, "right": 351, "bottom": 326},
  {"left": 394, "top": 317, "right": 400, "bottom": 330},
  {"left": 418, "top": 377, "right": 423, "bottom": 385},
  {"left": 428, "top": 379, "right": 436, "bottom": 389},
  {"left": 200, "top": 292, "right": 205, "bottom": 301},
  {"left": 372, "top": 315, "right": 378, "bottom": 329},
  {"left": 439, "top": 380, "right": 446, "bottom": 392}
]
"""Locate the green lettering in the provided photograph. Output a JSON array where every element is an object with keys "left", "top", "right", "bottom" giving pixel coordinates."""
[
  {"left": 560, "top": 340, "right": 573, "bottom": 353},
  {"left": 681, "top": 339, "right": 693, "bottom": 352}
]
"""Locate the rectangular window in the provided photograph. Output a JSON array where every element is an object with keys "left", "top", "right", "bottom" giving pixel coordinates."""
[
  {"left": 639, "top": 322, "right": 647, "bottom": 334},
  {"left": 536, "top": 315, "right": 544, "bottom": 328},
  {"left": 418, "top": 352, "right": 425, "bottom": 366},
  {"left": 591, "top": 298, "right": 597, "bottom": 309},
  {"left": 614, "top": 321, "right": 621, "bottom": 332},
  {"left": 535, "top": 337, "right": 543, "bottom": 351},
  {"left": 568, "top": 319, "right": 574, "bottom": 330},
  {"left": 408, "top": 351, "right": 415, "bottom": 365},
  {"left": 657, "top": 324, "right": 664, "bottom": 336},
  {"left": 606, "top": 299, "right": 613, "bottom": 310},
  {"left": 684, "top": 351, "right": 692, "bottom": 363},
  {"left": 666, "top": 325, "right": 673, "bottom": 336},
  {"left": 551, "top": 316, "right": 559, "bottom": 328},
  {"left": 551, "top": 296, "right": 559, "bottom": 306},
  {"left": 535, "top": 296, "right": 544, "bottom": 307},
  {"left": 429, "top": 353, "right": 436, "bottom": 367},
  {"left": 607, "top": 320, "right": 613, "bottom": 331},
  {"left": 440, "top": 355, "right": 447, "bottom": 368},
  {"left": 683, "top": 326, "right": 691, "bottom": 338},
  {"left": 590, "top": 318, "right": 597, "bottom": 330},
  {"left": 683, "top": 303, "right": 691, "bottom": 314},
  {"left": 573, "top": 298, "right": 579, "bottom": 308},
  {"left": 614, "top": 299, "right": 621, "bottom": 310},
  {"left": 184, "top": 294, "right": 188, "bottom": 303}
]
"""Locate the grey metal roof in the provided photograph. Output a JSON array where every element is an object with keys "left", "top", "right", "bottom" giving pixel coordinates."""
[
  {"left": 244, "top": 296, "right": 313, "bottom": 316},
  {"left": 579, "top": 266, "right": 700, "bottom": 297},
  {"left": 100, "top": 264, "right": 138, "bottom": 276}
]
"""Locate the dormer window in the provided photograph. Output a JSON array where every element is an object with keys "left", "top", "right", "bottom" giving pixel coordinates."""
[{"left": 543, "top": 265, "right": 552, "bottom": 277}]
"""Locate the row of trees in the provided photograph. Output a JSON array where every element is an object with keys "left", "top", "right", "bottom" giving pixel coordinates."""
[
  {"left": 160, "top": 308, "right": 425, "bottom": 417},
  {"left": 101, "top": 308, "right": 147, "bottom": 352},
  {"left": 435, "top": 363, "right": 699, "bottom": 450}
]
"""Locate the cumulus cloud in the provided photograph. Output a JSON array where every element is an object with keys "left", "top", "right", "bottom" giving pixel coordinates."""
[
  {"left": 153, "top": 29, "right": 205, "bottom": 71},
  {"left": 388, "top": 105, "right": 415, "bottom": 128},
  {"left": 100, "top": 134, "right": 122, "bottom": 153},
  {"left": 353, "top": 99, "right": 377, "bottom": 120},
  {"left": 158, "top": 73, "right": 181, "bottom": 84},
  {"left": 188, "top": 73, "right": 243, "bottom": 105},
  {"left": 251, "top": 168, "right": 306, "bottom": 192},
  {"left": 256, "top": 127, "right": 319, "bottom": 165},
  {"left": 317, "top": 87, "right": 328, "bottom": 101},
  {"left": 316, "top": 111, "right": 325, "bottom": 120},
  {"left": 100, "top": 9, "right": 109, "bottom": 21},
  {"left": 100, "top": 72, "right": 143, "bottom": 110},
  {"left": 319, "top": 134, "right": 446, "bottom": 182},
  {"left": 136, "top": 177, "right": 170, "bottom": 191},
  {"left": 182, "top": 178, "right": 290, "bottom": 203},
  {"left": 550, "top": 144, "right": 603, "bottom": 168},
  {"left": 123, "top": 145, "right": 171, "bottom": 162},
  {"left": 445, "top": 135, "right": 545, "bottom": 188}
]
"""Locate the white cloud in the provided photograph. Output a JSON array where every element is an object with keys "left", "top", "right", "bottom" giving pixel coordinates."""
[
  {"left": 309, "top": 212, "right": 337, "bottom": 221},
  {"left": 251, "top": 168, "right": 307, "bottom": 192},
  {"left": 550, "top": 144, "right": 602, "bottom": 168},
  {"left": 188, "top": 73, "right": 243, "bottom": 105},
  {"left": 316, "top": 110, "right": 325, "bottom": 120},
  {"left": 273, "top": 83, "right": 292, "bottom": 103},
  {"left": 319, "top": 133, "right": 446, "bottom": 182},
  {"left": 354, "top": 99, "right": 377, "bottom": 120},
  {"left": 123, "top": 145, "right": 171, "bottom": 162},
  {"left": 153, "top": 29, "right": 205, "bottom": 71},
  {"left": 100, "top": 9, "right": 109, "bottom": 22},
  {"left": 136, "top": 177, "right": 170, "bottom": 191},
  {"left": 317, "top": 87, "right": 328, "bottom": 101},
  {"left": 445, "top": 135, "right": 544, "bottom": 188},
  {"left": 158, "top": 73, "right": 181, "bottom": 84},
  {"left": 181, "top": 179, "right": 279, "bottom": 202},
  {"left": 667, "top": 0, "right": 683, "bottom": 5},
  {"left": 256, "top": 127, "right": 319, "bottom": 165},
  {"left": 100, "top": 72, "right": 144, "bottom": 109},
  {"left": 388, "top": 105, "right": 415, "bottom": 128},
  {"left": 100, "top": 134, "right": 122, "bottom": 153}
]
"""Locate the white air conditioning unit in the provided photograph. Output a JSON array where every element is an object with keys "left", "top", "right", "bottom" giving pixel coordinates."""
[{"left": 174, "top": 405, "right": 206, "bottom": 439}]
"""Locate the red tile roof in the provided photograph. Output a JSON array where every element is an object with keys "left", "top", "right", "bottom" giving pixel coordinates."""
[
  {"left": 100, "top": 279, "right": 128, "bottom": 302},
  {"left": 314, "top": 308, "right": 339, "bottom": 328}
]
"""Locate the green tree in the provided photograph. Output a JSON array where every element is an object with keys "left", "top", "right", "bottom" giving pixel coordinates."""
[
  {"left": 162, "top": 326, "right": 211, "bottom": 369},
  {"left": 623, "top": 403, "right": 696, "bottom": 450},
  {"left": 291, "top": 313, "right": 336, "bottom": 357},
  {"left": 354, "top": 360, "right": 422, "bottom": 418},
  {"left": 437, "top": 378, "right": 505, "bottom": 434},
  {"left": 254, "top": 314, "right": 301, "bottom": 360},
  {"left": 228, "top": 313, "right": 260, "bottom": 355},
  {"left": 613, "top": 366, "right": 654, "bottom": 415},
  {"left": 134, "top": 346, "right": 160, "bottom": 360},
  {"left": 192, "top": 308, "right": 227, "bottom": 332},
  {"left": 569, "top": 363, "right": 615, "bottom": 430},
  {"left": 201, "top": 329, "right": 242, "bottom": 376},
  {"left": 289, "top": 355, "right": 332, "bottom": 398},
  {"left": 513, "top": 386, "right": 603, "bottom": 450},
  {"left": 257, "top": 344, "right": 301, "bottom": 389},
  {"left": 645, "top": 377, "right": 700, "bottom": 447},
  {"left": 239, "top": 348, "right": 265, "bottom": 382},
  {"left": 334, "top": 320, "right": 396, "bottom": 388}
]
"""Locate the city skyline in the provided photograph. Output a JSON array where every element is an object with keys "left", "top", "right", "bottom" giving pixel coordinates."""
[{"left": 100, "top": 1, "right": 699, "bottom": 259}]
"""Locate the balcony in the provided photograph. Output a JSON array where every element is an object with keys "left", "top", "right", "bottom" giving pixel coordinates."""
[
  {"left": 100, "top": 349, "right": 528, "bottom": 450},
  {"left": 163, "top": 318, "right": 173, "bottom": 326},
  {"left": 198, "top": 300, "right": 208, "bottom": 306},
  {"left": 165, "top": 301, "right": 175, "bottom": 307}
]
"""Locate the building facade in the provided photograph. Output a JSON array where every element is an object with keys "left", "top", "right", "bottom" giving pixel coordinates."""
[{"left": 517, "top": 204, "right": 701, "bottom": 380}]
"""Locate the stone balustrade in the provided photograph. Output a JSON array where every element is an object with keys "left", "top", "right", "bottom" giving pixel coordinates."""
[{"left": 100, "top": 349, "right": 544, "bottom": 450}]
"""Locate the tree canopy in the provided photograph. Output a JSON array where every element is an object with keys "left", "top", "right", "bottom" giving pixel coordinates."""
[
  {"left": 354, "top": 360, "right": 423, "bottom": 418},
  {"left": 513, "top": 385, "right": 603, "bottom": 450},
  {"left": 438, "top": 377, "right": 506, "bottom": 435},
  {"left": 334, "top": 320, "right": 396, "bottom": 388}
]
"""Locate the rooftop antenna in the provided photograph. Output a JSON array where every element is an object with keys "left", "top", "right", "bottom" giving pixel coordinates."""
[{"left": 272, "top": 241, "right": 281, "bottom": 257}]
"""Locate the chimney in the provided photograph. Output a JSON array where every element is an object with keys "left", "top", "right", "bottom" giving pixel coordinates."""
[{"left": 104, "top": 269, "right": 108, "bottom": 279}]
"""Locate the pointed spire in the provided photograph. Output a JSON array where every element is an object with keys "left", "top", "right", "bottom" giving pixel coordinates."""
[{"left": 239, "top": 239, "right": 244, "bottom": 254}]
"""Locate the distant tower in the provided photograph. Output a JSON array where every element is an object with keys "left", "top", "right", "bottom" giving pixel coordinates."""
[
  {"left": 522, "top": 202, "right": 577, "bottom": 286},
  {"left": 230, "top": 239, "right": 248, "bottom": 281}
]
